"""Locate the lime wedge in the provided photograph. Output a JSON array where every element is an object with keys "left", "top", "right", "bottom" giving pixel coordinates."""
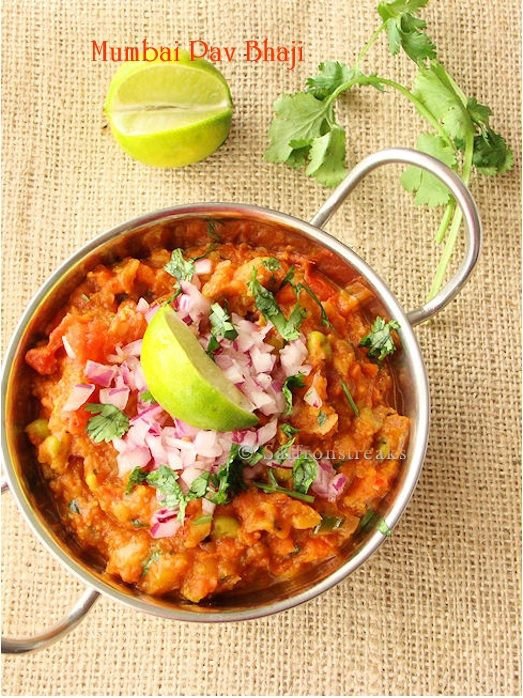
[
  {"left": 104, "top": 52, "right": 233, "bottom": 167},
  {"left": 141, "top": 306, "right": 258, "bottom": 431}
]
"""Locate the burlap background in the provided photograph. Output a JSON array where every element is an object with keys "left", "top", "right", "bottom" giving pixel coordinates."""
[{"left": 1, "top": 0, "right": 521, "bottom": 695}]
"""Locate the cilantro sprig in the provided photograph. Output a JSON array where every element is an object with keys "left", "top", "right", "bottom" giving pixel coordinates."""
[
  {"left": 265, "top": 0, "right": 513, "bottom": 298},
  {"left": 207, "top": 302, "right": 238, "bottom": 354},
  {"left": 248, "top": 268, "right": 306, "bottom": 341},
  {"left": 253, "top": 469, "right": 315, "bottom": 503},
  {"left": 164, "top": 249, "right": 195, "bottom": 282},
  {"left": 360, "top": 316, "right": 400, "bottom": 361},
  {"left": 85, "top": 403, "right": 129, "bottom": 443},
  {"left": 282, "top": 373, "right": 305, "bottom": 416}
]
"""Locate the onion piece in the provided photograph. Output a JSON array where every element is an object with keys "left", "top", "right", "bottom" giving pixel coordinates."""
[
  {"left": 99, "top": 387, "right": 129, "bottom": 411},
  {"left": 122, "top": 339, "right": 142, "bottom": 357},
  {"left": 304, "top": 386, "right": 322, "bottom": 409},
  {"left": 136, "top": 297, "right": 150, "bottom": 313},
  {"left": 61, "top": 335, "right": 76, "bottom": 359},
  {"left": 63, "top": 384, "right": 95, "bottom": 412},
  {"left": 150, "top": 509, "right": 181, "bottom": 539},
  {"left": 194, "top": 258, "right": 212, "bottom": 275},
  {"left": 256, "top": 419, "right": 278, "bottom": 446},
  {"left": 116, "top": 446, "right": 151, "bottom": 475},
  {"left": 280, "top": 339, "right": 308, "bottom": 377},
  {"left": 84, "top": 360, "right": 117, "bottom": 387}
]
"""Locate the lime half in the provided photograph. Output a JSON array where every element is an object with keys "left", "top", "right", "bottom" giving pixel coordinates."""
[
  {"left": 104, "top": 53, "right": 233, "bottom": 167},
  {"left": 141, "top": 306, "right": 258, "bottom": 431}
]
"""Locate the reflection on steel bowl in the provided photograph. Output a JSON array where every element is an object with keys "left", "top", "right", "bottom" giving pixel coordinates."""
[{"left": 1, "top": 149, "right": 481, "bottom": 653}]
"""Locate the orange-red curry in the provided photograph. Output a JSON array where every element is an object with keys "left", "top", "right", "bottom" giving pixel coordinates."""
[{"left": 24, "top": 219, "right": 409, "bottom": 602}]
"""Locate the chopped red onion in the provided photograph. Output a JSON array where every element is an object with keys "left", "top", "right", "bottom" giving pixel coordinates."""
[
  {"left": 116, "top": 446, "right": 151, "bottom": 475},
  {"left": 304, "top": 386, "right": 322, "bottom": 409},
  {"left": 63, "top": 383, "right": 95, "bottom": 412},
  {"left": 194, "top": 258, "right": 212, "bottom": 275},
  {"left": 84, "top": 360, "right": 117, "bottom": 387},
  {"left": 99, "top": 386, "right": 130, "bottom": 411}
]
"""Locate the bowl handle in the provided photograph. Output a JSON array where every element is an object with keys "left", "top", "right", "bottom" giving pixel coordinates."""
[
  {"left": 309, "top": 147, "right": 482, "bottom": 326},
  {"left": 1, "top": 478, "right": 100, "bottom": 654}
]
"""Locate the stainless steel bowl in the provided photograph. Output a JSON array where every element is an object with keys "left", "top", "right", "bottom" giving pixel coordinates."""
[{"left": 1, "top": 148, "right": 481, "bottom": 653}]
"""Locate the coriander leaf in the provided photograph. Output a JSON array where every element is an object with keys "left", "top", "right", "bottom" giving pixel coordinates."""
[
  {"left": 280, "top": 266, "right": 296, "bottom": 288},
  {"left": 314, "top": 514, "right": 345, "bottom": 534},
  {"left": 305, "top": 61, "right": 354, "bottom": 99},
  {"left": 146, "top": 466, "right": 187, "bottom": 520},
  {"left": 208, "top": 302, "right": 238, "bottom": 354},
  {"left": 317, "top": 410, "right": 328, "bottom": 426},
  {"left": 265, "top": 92, "right": 329, "bottom": 165},
  {"left": 253, "top": 468, "right": 315, "bottom": 503},
  {"left": 305, "top": 126, "right": 348, "bottom": 187},
  {"left": 142, "top": 548, "right": 161, "bottom": 576},
  {"left": 262, "top": 257, "right": 281, "bottom": 272},
  {"left": 187, "top": 472, "right": 210, "bottom": 499},
  {"left": 273, "top": 437, "right": 296, "bottom": 464},
  {"left": 164, "top": 249, "right": 195, "bottom": 282},
  {"left": 85, "top": 403, "right": 129, "bottom": 443},
  {"left": 413, "top": 62, "right": 474, "bottom": 145},
  {"left": 340, "top": 379, "right": 360, "bottom": 416},
  {"left": 359, "top": 316, "right": 400, "bottom": 361},
  {"left": 281, "top": 423, "right": 299, "bottom": 438},
  {"left": 296, "top": 282, "right": 332, "bottom": 327},
  {"left": 139, "top": 390, "right": 156, "bottom": 404},
  {"left": 126, "top": 466, "right": 148, "bottom": 494},
  {"left": 358, "top": 509, "right": 392, "bottom": 536},
  {"left": 473, "top": 128, "right": 514, "bottom": 175},
  {"left": 466, "top": 97, "right": 492, "bottom": 127},
  {"left": 282, "top": 373, "right": 305, "bottom": 417},
  {"left": 400, "top": 132, "right": 457, "bottom": 206},
  {"left": 292, "top": 453, "right": 318, "bottom": 494},
  {"left": 378, "top": 0, "right": 436, "bottom": 64},
  {"left": 248, "top": 269, "right": 305, "bottom": 341},
  {"left": 209, "top": 444, "right": 251, "bottom": 505}
]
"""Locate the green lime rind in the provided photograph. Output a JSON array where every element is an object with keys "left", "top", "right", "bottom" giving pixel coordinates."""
[{"left": 141, "top": 306, "right": 258, "bottom": 431}]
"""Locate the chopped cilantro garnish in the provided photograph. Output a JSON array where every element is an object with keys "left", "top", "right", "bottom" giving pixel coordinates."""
[
  {"left": 281, "top": 423, "right": 299, "bottom": 438},
  {"left": 359, "top": 316, "right": 400, "bottom": 361},
  {"left": 296, "top": 282, "right": 332, "bottom": 328},
  {"left": 139, "top": 390, "right": 156, "bottom": 404},
  {"left": 85, "top": 403, "right": 129, "bottom": 443},
  {"left": 273, "top": 437, "right": 296, "bottom": 464},
  {"left": 262, "top": 257, "right": 281, "bottom": 272},
  {"left": 317, "top": 410, "right": 328, "bottom": 426},
  {"left": 340, "top": 379, "right": 360, "bottom": 416},
  {"left": 126, "top": 467, "right": 149, "bottom": 494},
  {"left": 253, "top": 469, "right": 315, "bottom": 503},
  {"left": 282, "top": 373, "right": 305, "bottom": 416},
  {"left": 164, "top": 248, "right": 195, "bottom": 282},
  {"left": 146, "top": 466, "right": 187, "bottom": 521},
  {"left": 142, "top": 548, "right": 161, "bottom": 576},
  {"left": 358, "top": 509, "right": 393, "bottom": 537},
  {"left": 292, "top": 453, "right": 318, "bottom": 494},
  {"left": 248, "top": 268, "right": 306, "bottom": 341},
  {"left": 208, "top": 444, "right": 261, "bottom": 505},
  {"left": 207, "top": 302, "right": 238, "bottom": 354},
  {"left": 313, "top": 514, "right": 345, "bottom": 535}
]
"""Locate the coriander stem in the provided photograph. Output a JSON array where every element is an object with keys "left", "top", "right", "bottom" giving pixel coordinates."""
[
  {"left": 355, "top": 25, "right": 385, "bottom": 68},
  {"left": 326, "top": 75, "right": 456, "bottom": 153},
  {"left": 429, "top": 131, "right": 474, "bottom": 297},
  {"left": 373, "top": 78, "right": 457, "bottom": 152},
  {"left": 435, "top": 199, "right": 456, "bottom": 244}
]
